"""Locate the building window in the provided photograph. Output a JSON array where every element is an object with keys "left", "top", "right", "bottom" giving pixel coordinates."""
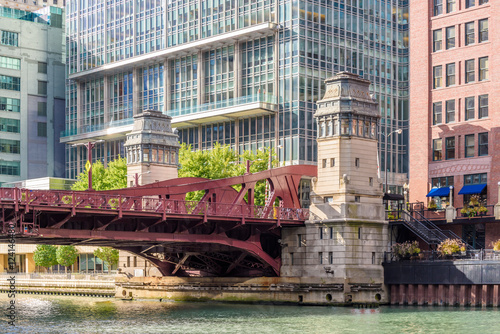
[
  {"left": 465, "top": 22, "right": 475, "bottom": 45},
  {"left": 0, "top": 31, "right": 18, "bottom": 47},
  {"left": 466, "top": 0, "right": 475, "bottom": 8},
  {"left": 433, "top": 138, "right": 442, "bottom": 161},
  {"left": 38, "top": 81, "right": 47, "bottom": 95},
  {"left": 0, "top": 97, "right": 20, "bottom": 112},
  {"left": 37, "top": 122, "right": 47, "bottom": 137},
  {"left": 465, "top": 97, "right": 475, "bottom": 120},
  {"left": 0, "top": 161, "right": 20, "bottom": 176},
  {"left": 0, "top": 118, "right": 20, "bottom": 133},
  {"left": 369, "top": 177, "right": 373, "bottom": 186},
  {"left": 433, "top": 66, "right": 442, "bottom": 88},
  {"left": 434, "top": 0, "right": 443, "bottom": 15},
  {"left": 37, "top": 102, "right": 47, "bottom": 116},
  {"left": 0, "top": 56, "right": 20, "bottom": 70},
  {"left": 479, "top": 95, "right": 488, "bottom": 118},
  {"left": 479, "top": 19, "right": 488, "bottom": 42},
  {"left": 358, "top": 227, "right": 362, "bottom": 239},
  {"left": 290, "top": 253, "right": 294, "bottom": 265},
  {"left": 319, "top": 252, "right": 323, "bottom": 264},
  {"left": 478, "top": 133, "right": 488, "bottom": 156},
  {"left": 445, "top": 137, "right": 455, "bottom": 160},
  {"left": 465, "top": 134, "right": 475, "bottom": 158},
  {"left": 447, "top": 0, "right": 456, "bottom": 12},
  {"left": 465, "top": 59, "right": 475, "bottom": 83},
  {"left": 38, "top": 62, "right": 47, "bottom": 74},
  {"left": 319, "top": 227, "right": 324, "bottom": 239},
  {"left": 479, "top": 57, "right": 488, "bottom": 81},
  {"left": 0, "top": 75, "right": 20, "bottom": 91},
  {"left": 328, "top": 252, "right": 333, "bottom": 265},
  {"left": 464, "top": 173, "right": 487, "bottom": 185},
  {"left": 324, "top": 196, "right": 333, "bottom": 203},
  {"left": 446, "top": 26, "right": 455, "bottom": 49},
  {"left": 322, "top": 159, "right": 327, "bottom": 168},
  {"left": 355, "top": 158, "right": 360, "bottom": 168},
  {"left": 433, "top": 29, "right": 442, "bottom": 52},
  {"left": 0, "top": 139, "right": 20, "bottom": 154},
  {"left": 355, "top": 196, "right": 361, "bottom": 203},
  {"left": 298, "top": 234, "right": 303, "bottom": 247},
  {"left": 330, "top": 158, "right": 335, "bottom": 167},
  {"left": 432, "top": 176, "right": 454, "bottom": 188},
  {"left": 446, "top": 63, "right": 455, "bottom": 87},
  {"left": 479, "top": 0, "right": 488, "bottom": 4},
  {"left": 445, "top": 100, "right": 455, "bottom": 123},
  {"left": 433, "top": 102, "right": 442, "bottom": 125}
]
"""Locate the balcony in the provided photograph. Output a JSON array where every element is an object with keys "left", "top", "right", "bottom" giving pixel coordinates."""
[
  {"left": 60, "top": 94, "right": 278, "bottom": 144},
  {"left": 172, "top": 94, "right": 278, "bottom": 128}
]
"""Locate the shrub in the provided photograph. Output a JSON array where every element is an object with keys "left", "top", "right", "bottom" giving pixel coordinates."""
[
  {"left": 392, "top": 241, "right": 421, "bottom": 260},
  {"left": 437, "top": 239, "right": 466, "bottom": 256}
]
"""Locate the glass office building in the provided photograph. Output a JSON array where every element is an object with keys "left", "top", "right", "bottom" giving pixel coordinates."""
[{"left": 63, "top": 0, "right": 409, "bottom": 192}]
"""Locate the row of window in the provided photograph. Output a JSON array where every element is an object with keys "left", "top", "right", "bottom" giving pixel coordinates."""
[
  {"left": 433, "top": 19, "right": 488, "bottom": 52},
  {"left": 433, "top": 57, "right": 488, "bottom": 89},
  {"left": 434, "top": 0, "right": 489, "bottom": 16},
  {"left": 433, "top": 132, "right": 488, "bottom": 161},
  {"left": 433, "top": 94, "right": 488, "bottom": 125},
  {"left": 0, "top": 31, "right": 18, "bottom": 47},
  {"left": 0, "top": 97, "right": 20, "bottom": 113}
]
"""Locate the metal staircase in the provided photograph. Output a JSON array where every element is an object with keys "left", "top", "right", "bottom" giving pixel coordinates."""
[{"left": 399, "top": 210, "right": 473, "bottom": 250}]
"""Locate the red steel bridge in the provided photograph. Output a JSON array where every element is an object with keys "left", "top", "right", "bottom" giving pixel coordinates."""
[{"left": 0, "top": 165, "right": 316, "bottom": 277}]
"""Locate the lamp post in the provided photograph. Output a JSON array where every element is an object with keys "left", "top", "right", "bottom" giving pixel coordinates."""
[
  {"left": 72, "top": 140, "right": 104, "bottom": 191},
  {"left": 384, "top": 129, "right": 402, "bottom": 194}
]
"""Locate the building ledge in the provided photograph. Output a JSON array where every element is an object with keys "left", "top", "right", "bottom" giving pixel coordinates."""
[
  {"left": 60, "top": 94, "right": 278, "bottom": 144},
  {"left": 69, "top": 22, "right": 278, "bottom": 80}
]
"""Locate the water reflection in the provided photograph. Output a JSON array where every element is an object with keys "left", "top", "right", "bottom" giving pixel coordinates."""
[{"left": 1, "top": 295, "right": 500, "bottom": 334}]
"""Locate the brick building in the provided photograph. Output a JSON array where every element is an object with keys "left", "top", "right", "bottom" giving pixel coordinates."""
[{"left": 409, "top": 0, "right": 497, "bottom": 248}]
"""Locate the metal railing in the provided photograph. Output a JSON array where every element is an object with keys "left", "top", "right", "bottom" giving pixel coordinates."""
[
  {"left": 0, "top": 188, "right": 308, "bottom": 222},
  {"left": 169, "top": 93, "right": 279, "bottom": 117},
  {"left": 384, "top": 249, "right": 500, "bottom": 263}
]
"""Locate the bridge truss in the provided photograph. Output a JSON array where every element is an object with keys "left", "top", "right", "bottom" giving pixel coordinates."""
[{"left": 0, "top": 165, "right": 316, "bottom": 277}]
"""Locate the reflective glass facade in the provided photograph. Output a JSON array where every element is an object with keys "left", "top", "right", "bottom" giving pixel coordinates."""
[{"left": 65, "top": 0, "right": 409, "bottom": 189}]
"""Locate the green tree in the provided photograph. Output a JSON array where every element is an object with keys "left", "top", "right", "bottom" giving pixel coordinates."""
[
  {"left": 72, "top": 156, "right": 127, "bottom": 191},
  {"left": 56, "top": 245, "right": 79, "bottom": 273},
  {"left": 33, "top": 245, "right": 58, "bottom": 273},
  {"left": 179, "top": 143, "right": 277, "bottom": 205},
  {"left": 94, "top": 247, "right": 119, "bottom": 273}
]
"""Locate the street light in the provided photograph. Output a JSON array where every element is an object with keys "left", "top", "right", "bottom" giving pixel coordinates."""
[
  {"left": 72, "top": 140, "right": 104, "bottom": 191},
  {"left": 384, "top": 129, "right": 402, "bottom": 194}
]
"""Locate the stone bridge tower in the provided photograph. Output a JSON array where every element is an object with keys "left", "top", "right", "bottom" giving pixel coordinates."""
[
  {"left": 124, "top": 110, "right": 180, "bottom": 187},
  {"left": 281, "top": 72, "right": 388, "bottom": 304}
]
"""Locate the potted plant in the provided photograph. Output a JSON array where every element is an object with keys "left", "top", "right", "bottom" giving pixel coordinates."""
[
  {"left": 437, "top": 239, "right": 466, "bottom": 258},
  {"left": 469, "top": 195, "right": 480, "bottom": 207},
  {"left": 460, "top": 207, "right": 470, "bottom": 217},
  {"left": 478, "top": 206, "right": 488, "bottom": 216},
  {"left": 428, "top": 199, "right": 437, "bottom": 211},
  {"left": 492, "top": 239, "right": 500, "bottom": 252}
]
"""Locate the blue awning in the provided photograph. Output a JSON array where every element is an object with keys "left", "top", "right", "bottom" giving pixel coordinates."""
[
  {"left": 426, "top": 187, "right": 451, "bottom": 197},
  {"left": 458, "top": 184, "right": 487, "bottom": 195}
]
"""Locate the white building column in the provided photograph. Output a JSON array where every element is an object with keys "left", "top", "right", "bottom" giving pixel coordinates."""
[{"left": 164, "top": 59, "right": 171, "bottom": 113}]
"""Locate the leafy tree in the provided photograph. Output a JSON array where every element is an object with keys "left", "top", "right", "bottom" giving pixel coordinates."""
[
  {"left": 179, "top": 143, "right": 277, "bottom": 205},
  {"left": 72, "top": 157, "right": 127, "bottom": 191},
  {"left": 33, "top": 245, "right": 58, "bottom": 273},
  {"left": 56, "top": 245, "right": 79, "bottom": 273},
  {"left": 94, "top": 247, "right": 119, "bottom": 273}
]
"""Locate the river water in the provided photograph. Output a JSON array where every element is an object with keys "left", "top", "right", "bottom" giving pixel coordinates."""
[{"left": 1, "top": 294, "right": 499, "bottom": 334}]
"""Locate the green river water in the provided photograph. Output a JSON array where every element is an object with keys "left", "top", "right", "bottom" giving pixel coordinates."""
[{"left": 1, "top": 294, "right": 500, "bottom": 334}]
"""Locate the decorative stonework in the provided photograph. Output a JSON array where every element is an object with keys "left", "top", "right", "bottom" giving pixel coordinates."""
[{"left": 428, "top": 157, "right": 492, "bottom": 177}]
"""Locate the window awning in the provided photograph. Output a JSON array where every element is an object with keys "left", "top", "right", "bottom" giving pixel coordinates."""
[
  {"left": 458, "top": 184, "right": 487, "bottom": 195},
  {"left": 426, "top": 187, "right": 451, "bottom": 197}
]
